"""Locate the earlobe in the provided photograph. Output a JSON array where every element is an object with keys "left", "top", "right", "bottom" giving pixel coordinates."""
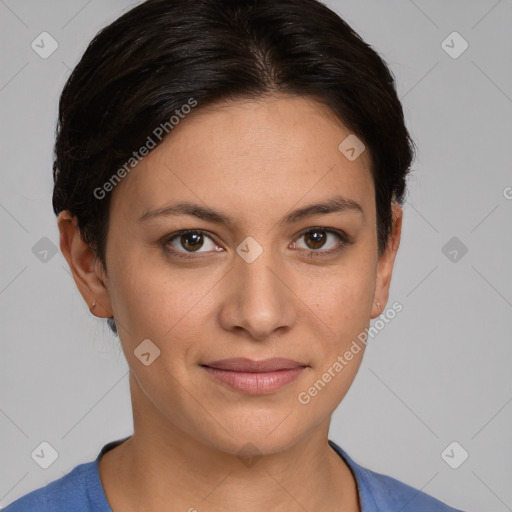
[
  {"left": 370, "top": 203, "right": 403, "bottom": 319},
  {"left": 57, "top": 210, "right": 113, "bottom": 318}
]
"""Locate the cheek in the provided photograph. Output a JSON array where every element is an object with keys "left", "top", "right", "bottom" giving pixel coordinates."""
[
  {"left": 107, "top": 253, "right": 221, "bottom": 352},
  {"left": 307, "top": 258, "right": 376, "bottom": 330},
  {"left": 299, "top": 258, "right": 376, "bottom": 392},
  {"left": 294, "top": 268, "right": 374, "bottom": 413}
]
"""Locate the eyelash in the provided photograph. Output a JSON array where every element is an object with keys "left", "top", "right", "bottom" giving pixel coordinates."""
[{"left": 162, "top": 228, "right": 352, "bottom": 260}]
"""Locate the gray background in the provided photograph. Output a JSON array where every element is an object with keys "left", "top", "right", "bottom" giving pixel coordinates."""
[{"left": 1, "top": 0, "right": 511, "bottom": 510}]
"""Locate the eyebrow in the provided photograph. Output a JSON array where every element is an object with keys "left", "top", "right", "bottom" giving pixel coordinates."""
[{"left": 137, "top": 194, "right": 364, "bottom": 225}]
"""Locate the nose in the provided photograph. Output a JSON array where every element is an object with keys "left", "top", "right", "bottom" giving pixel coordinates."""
[{"left": 218, "top": 246, "right": 297, "bottom": 341}]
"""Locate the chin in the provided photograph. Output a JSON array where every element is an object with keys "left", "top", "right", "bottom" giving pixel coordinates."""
[{"left": 196, "top": 410, "right": 310, "bottom": 458}]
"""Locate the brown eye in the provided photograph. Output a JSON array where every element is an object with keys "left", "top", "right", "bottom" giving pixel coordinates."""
[
  {"left": 164, "top": 230, "right": 220, "bottom": 257},
  {"left": 179, "top": 231, "right": 204, "bottom": 252},
  {"left": 303, "top": 230, "right": 328, "bottom": 250},
  {"left": 162, "top": 227, "right": 351, "bottom": 261},
  {"left": 292, "top": 228, "right": 351, "bottom": 258}
]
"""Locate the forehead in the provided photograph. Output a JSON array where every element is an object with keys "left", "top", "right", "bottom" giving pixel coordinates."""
[{"left": 109, "top": 95, "right": 374, "bottom": 221}]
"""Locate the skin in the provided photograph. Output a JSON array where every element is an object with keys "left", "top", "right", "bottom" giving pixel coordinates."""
[{"left": 58, "top": 94, "right": 402, "bottom": 512}]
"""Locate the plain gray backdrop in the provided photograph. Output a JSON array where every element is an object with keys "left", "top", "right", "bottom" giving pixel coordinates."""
[{"left": 1, "top": 1, "right": 511, "bottom": 510}]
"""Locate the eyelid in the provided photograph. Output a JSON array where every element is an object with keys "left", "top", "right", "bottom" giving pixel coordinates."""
[{"left": 162, "top": 227, "right": 351, "bottom": 259}]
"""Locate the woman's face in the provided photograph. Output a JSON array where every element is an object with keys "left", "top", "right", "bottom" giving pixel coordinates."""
[{"left": 73, "top": 95, "right": 401, "bottom": 455}]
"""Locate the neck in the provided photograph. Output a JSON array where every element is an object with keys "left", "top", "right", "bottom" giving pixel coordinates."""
[{"left": 98, "top": 378, "right": 360, "bottom": 512}]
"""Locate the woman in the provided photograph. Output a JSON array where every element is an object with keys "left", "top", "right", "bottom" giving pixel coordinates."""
[{"left": 4, "top": 0, "right": 466, "bottom": 510}]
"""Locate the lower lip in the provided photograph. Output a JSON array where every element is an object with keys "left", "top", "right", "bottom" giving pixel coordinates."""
[{"left": 202, "top": 366, "right": 306, "bottom": 394}]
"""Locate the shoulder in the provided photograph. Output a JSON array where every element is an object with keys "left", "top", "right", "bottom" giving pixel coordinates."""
[
  {"left": 355, "top": 464, "right": 465, "bottom": 511},
  {"left": 2, "top": 461, "right": 104, "bottom": 512},
  {"left": 329, "top": 440, "right": 466, "bottom": 512}
]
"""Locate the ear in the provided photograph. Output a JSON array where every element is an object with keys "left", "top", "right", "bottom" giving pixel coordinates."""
[
  {"left": 57, "top": 210, "right": 113, "bottom": 318},
  {"left": 370, "top": 203, "right": 402, "bottom": 319}
]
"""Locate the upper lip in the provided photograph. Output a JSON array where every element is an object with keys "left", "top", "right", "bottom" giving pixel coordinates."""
[{"left": 202, "top": 358, "right": 306, "bottom": 372}]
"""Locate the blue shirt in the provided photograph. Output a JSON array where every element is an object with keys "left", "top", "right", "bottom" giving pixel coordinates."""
[{"left": 3, "top": 438, "right": 465, "bottom": 511}]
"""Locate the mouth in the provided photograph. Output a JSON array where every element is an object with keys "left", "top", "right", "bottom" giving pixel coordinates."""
[
  {"left": 200, "top": 358, "right": 308, "bottom": 394},
  {"left": 202, "top": 357, "right": 307, "bottom": 372}
]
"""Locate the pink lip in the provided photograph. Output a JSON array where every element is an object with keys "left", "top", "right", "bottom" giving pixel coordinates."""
[
  {"left": 204, "top": 357, "right": 305, "bottom": 372},
  {"left": 201, "top": 358, "right": 307, "bottom": 394}
]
